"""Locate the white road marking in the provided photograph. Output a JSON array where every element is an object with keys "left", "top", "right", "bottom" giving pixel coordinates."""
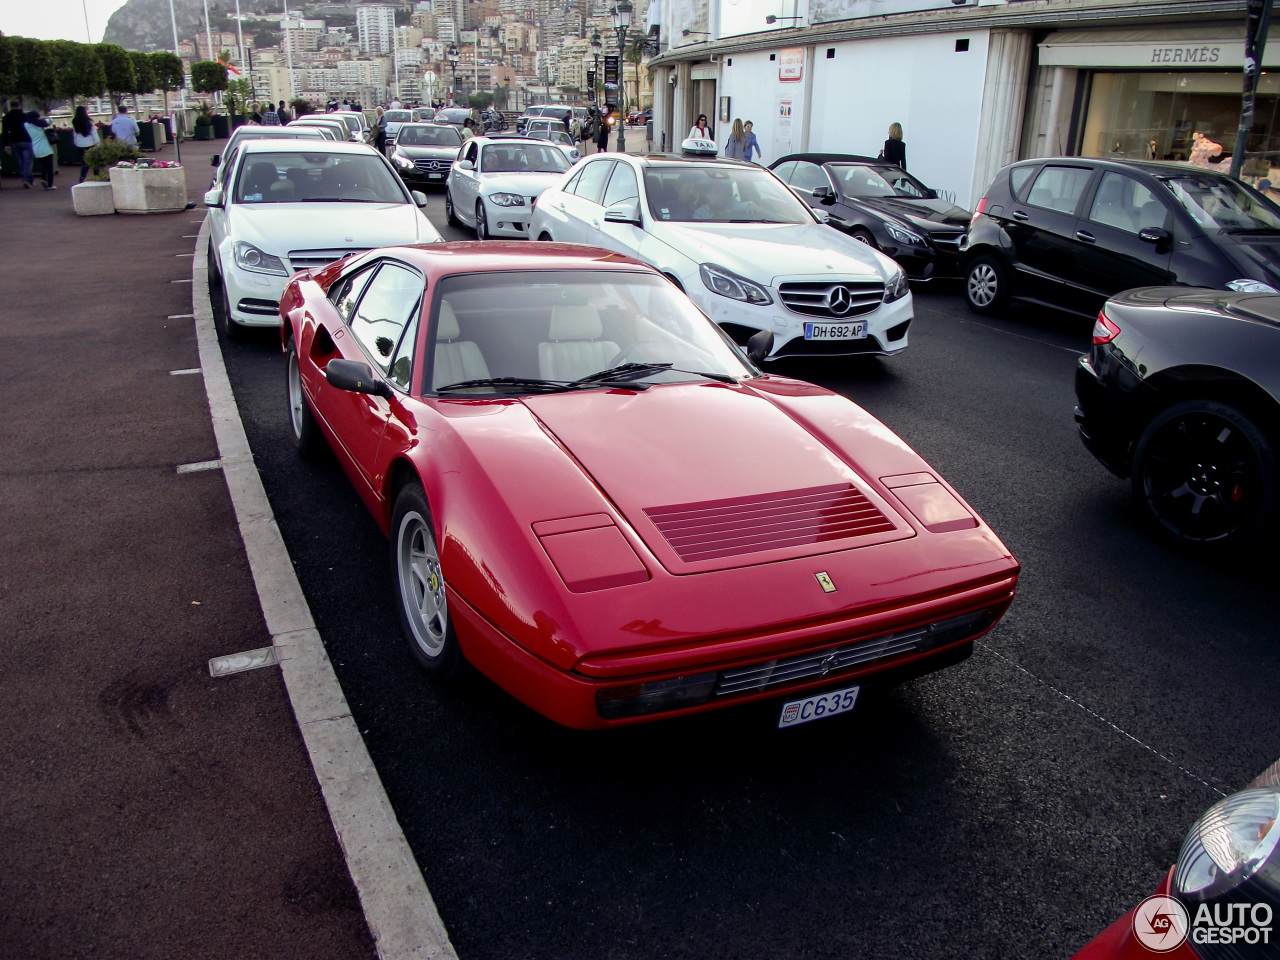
[
  {"left": 176, "top": 459, "right": 223, "bottom": 474},
  {"left": 979, "top": 641, "right": 1228, "bottom": 796},
  {"left": 170, "top": 278, "right": 192, "bottom": 284},
  {"left": 168, "top": 313, "right": 195, "bottom": 319},
  {"left": 209, "top": 646, "right": 279, "bottom": 677},
  {"left": 170, "top": 368, "right": 202, "bottom": 376},
  {"left": 189, "top": 223, "right": 458, "bottom": 960},
  {"left": 175, "top": 253, "right": 194, "bottom": 257}
]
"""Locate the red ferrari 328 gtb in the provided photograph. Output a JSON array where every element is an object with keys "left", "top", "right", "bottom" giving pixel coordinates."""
[{"left": 279, "top": 241, "right": 1019, "bottom": 729}]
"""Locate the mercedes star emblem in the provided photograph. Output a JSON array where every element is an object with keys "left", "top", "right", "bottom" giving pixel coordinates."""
[{"left": 826, "top": 285, "right": 853, "bottom": 316}]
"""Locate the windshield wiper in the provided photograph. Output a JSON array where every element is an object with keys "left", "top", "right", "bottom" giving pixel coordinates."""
[
  {"left": 574, "top": 362, "right": 737, "bottom": 385},
  {"left": 727, "top": 218, "right": 791, "bottom": 224},
  {"left": 436, "top": 376, "right": 575, "bottom": 394},
  {"left": 299, "top": 197, "right": 382, "bottom": 203}
]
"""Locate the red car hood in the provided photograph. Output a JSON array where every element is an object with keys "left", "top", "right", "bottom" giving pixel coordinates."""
[{"left": 522, "top": 381, "right": 916, "bottom": 574}]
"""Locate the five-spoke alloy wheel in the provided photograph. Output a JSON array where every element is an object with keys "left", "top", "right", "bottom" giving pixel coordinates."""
[{"left": 392, "top": 483, "right": 465, "bottom": 679}]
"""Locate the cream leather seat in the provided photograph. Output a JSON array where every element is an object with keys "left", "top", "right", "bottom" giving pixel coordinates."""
[
  {"left": 432, "top": 301, "right": 490, "bottom": 389},
  {"left": 537, "top": 304, "right": 619, "bottom": 381}
]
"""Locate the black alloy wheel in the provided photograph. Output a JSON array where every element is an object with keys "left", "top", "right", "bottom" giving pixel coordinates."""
[
  {"left": 965, "top": 254, "right": 1010, "bottom": 316},
  {"left": 1131, "top": 399, "right": 1277, "bottom": 551},
  {"left": 850, "top": 228, "right": 878, "bottom": 248}
]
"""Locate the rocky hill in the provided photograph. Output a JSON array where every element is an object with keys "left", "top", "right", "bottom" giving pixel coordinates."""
[{"left": 103, "top": 0, "right": 277, "bottom": 52}]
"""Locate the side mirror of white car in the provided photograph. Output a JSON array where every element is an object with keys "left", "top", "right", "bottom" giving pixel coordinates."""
[
  {"left": 813, "top": 210, "right": 831, "bottom": 224},
  {"left": 412, "top": 191, "right": 428, "bottom": 207},
  {"left": 204, "top": 186, "right": 224, "bottom": 208},
  {"left": 603, "top": 198, "right": 642, "bottom": 227},
  {"left": 456, "top": 159, "right": 475, "bottom": 172}
]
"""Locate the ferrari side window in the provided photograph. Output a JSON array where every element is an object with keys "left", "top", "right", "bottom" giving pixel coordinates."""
[
  {"left": 331, "top": 263, "right": 377, "bottom": 320},
  {"left": 349, "top": 263, "right": 424, "bottom": 376}
]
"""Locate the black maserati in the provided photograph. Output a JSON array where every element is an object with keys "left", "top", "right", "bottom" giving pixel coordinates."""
[{"left": 1075, "top": 286, "right": 1280, "bottom": 552}]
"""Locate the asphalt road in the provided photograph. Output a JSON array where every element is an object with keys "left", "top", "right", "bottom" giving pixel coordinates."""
[{"left": 215, "top": 194, "right": 1280, "bottom": 959}]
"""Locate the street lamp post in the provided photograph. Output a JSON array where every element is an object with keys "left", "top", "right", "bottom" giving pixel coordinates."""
[
  {"left": 447, "top": 44, "right": 459, "bottom": 106},
  {"left": 611, "top": 2, "right": 631, "bottom": 152},
  {"left": 590, "top": 32, "right": 602, "bottom": 110}
]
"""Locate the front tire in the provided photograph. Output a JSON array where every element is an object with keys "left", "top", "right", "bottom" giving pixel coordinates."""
[
  {"left": 965, "top": 254, "right": 1010, "bottom": 316},
  {"left": 208, "top": 247, "right": 246, "bottom": 341},
  {"left": 1130, "top": 400, "right": 1276, "bottom": 552},
  {"left": 445, "top": 187, "right": 460, "bottom": 226},
  {"left": 391, "top": 483, "right": 466, "bottom": 679},
  {"left": 850, "top": 228, "right": 878, "bottom": 248},
  {"left": 475, "top": 200, "right": 489, "bottom": 239},
  {"left": 285, "top": 338, "right": 322, "bottom": 457}
]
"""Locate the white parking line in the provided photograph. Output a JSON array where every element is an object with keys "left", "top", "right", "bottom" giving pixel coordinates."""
[
  {"left": 175, "top": 253, "right": 194, "bottom": 257},
  {"left": 189, "top": 221, "right": 458, "bottom": 960},
  {"left": 170, "top": 368, "right": 202, "bottom": 376},
  {"left": 209, "top": 646, "right": 279, "bottom": 677},
  {"left": 168, "top": 313, "right": 195, "bottom": 319},
  {"left": 176, "top": 459, "right": 222, "bottom": 474},
  {"left": 171, "top": 278, "right": 193, "bottom": 284}
]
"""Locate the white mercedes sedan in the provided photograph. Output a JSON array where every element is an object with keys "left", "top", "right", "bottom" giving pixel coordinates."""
[
  {"left": 444, "top": 135, "right": 573, "bottom": 240},
  {"left": 527, "top": 149, "right": 912, "bottom": 359},
  {"left": 204, "top": 139, "right": 441, "bottom": 337}
]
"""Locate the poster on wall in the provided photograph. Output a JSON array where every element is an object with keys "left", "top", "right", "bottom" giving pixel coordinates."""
[
  {"left": 779, "top": 48, "right": 804, "bottom": 82},
  {"left": 774, "top": 97, "right": 793, "bottom": 158}
]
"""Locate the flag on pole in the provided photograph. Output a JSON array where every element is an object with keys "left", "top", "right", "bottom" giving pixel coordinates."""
[{"left": 217, "top": 55, "right": 242, "bottom": 76}]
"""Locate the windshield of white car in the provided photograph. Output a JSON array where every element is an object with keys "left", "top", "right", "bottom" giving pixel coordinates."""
[
  {"left": 643, "top": 166, "right": 813, "bottom": 224},
  {"left": 480, "top": 143, "right": 570, "bottom": 174},
  {"left": 383, "top": 110, "right": 412, "bottom": 123},
  {"left": 396, "top": 124, "right": 461, "bottom": 146},
  {"left": 234, "top": 152, "right": 406, "bottom": 204},
  {"left": 1161, "top": 175, "right": 1280, "bottom": 233},
  {"left": 429, "top": 271, "right": 753, "bottom": 394},
  {"left": 830, "top": 164, "right": 931, "bottom": 199}
]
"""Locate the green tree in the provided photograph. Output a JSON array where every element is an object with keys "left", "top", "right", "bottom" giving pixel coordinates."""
[
  {"left": 149, "top": 51, "right": 184, "bottom": 116},
  {"left": 224, "top": 77, "right": 253, "bottom": 116},
  {"left": 0, "top": 35, "right": 17, "bottom": 101},
  {"left": 289, "top": 97, "right": 310, "bottom": 117},
  {"left": 190, "top": 60, "right": 227, "bottom": 98},
  {"left": 51, "top": 40, "right": 106, "bottom": 105},
  {"left": 128, "top": 49, "right": 156, "bottom": 118},
  {"left": 12, "top": 37, "right": 57, "bottom": 107},
  {"left": 96, "top": 42, "right": 135, "bottom": 109},
  {"left": 468, "top": 91, "right": 493, "bottom": 109}
]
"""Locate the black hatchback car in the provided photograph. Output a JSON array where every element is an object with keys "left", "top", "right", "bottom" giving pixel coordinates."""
[
  {"left": 963, "top": 158, "right": 1280, "bottom": 318},
  {"left": 1075, "top": 286, "right": 1280, "bottom": 551},
  {"left": 771, "top": 153, "right": 972, "bottom": 281}
]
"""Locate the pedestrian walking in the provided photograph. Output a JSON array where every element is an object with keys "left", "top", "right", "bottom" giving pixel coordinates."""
[
  {"left": 110, "top": 103, "right": 140, "bottom": 145},
  {"left": 276, "top": 100, "right": 291, "bottom": 124},
  {"left": 25, "top": 111, "right": 55, "bottom": 189},
  {"left": 687, "top": 114, "right": 710, "bottom": 140},
  {"left": 723, "top": 118, "right": 746, "bottom": 159},
  {"left": 882, "top": 122, "right": 906, "bottom": 170},
  {"left": 2, "top": 103, "right": 34, "bottom": 188},
  {"left": 260, "top": 102, "right": 279, "bottom": 125},
  {"left": 742, "top": 120, "right": 761, "bottom": 163},
  {"left": 72, "top": 105, "right": 100, "bottom": 183},
  {"left": 596, "top": 110, "right": 611, "bottom": 153},
  {"left": 373, "top": 106, "right": 386, "bottom": 152}
]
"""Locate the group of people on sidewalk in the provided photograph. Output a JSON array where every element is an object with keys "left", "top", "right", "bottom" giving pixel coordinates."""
[
  {"left": 682, "top": 114, "right": 907, "bottom": 169},
  {"left": 2, "top": 104, "right": 58, "bottom": 189}
]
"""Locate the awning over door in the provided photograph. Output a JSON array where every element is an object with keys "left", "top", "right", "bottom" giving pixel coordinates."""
[{"left": 1038, "top": 23, "right": 1280, "bottom": 70}]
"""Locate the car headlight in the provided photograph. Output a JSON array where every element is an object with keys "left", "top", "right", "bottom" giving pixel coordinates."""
[
  {"left": 233, "top": 241, "right": 288, "bottom": 276},
  {"left": 392, "top": 152, "right": 414, "bottom": 170},
  {"left": 1175, "top": 788, "right": 1280, "bottom": 900},
  {"left": 699, "top": 263, "right": 772, "bottom": 305},
  {"left": 883, "top": 268, "right": 910, "bottom": 303},
  {"left": 1226, "top": 278, "right": 1279, "bottom": 293},
  {"left": 489, "top": 192, "right": 525, "bottom": 207},
  {"left": 885, "top": 222, "right": 924, "bottom": 246}
]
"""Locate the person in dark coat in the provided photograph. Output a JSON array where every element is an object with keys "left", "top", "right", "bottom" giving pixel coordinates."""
[
  {"left": 596, "top": 110, "right": 611, "bottom": 153},
  {"left": 2, "top": 104, "right": 34, "bottom": 187},
  {"left": 883, "top": 122, "right": 906, "bottom": 170}
]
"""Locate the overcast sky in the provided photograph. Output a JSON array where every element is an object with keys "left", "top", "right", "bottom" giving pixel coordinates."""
[{"left": 1, "top": 0, "right": 131, "bottom": 44}]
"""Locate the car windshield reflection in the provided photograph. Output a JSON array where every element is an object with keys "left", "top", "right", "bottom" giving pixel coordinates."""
[
  {"left": 643, "top": 166, "right": 813, "bottom": 224},
  {"left": 429, "top": 271, "right": 753, "bottom": 394},
  {"left": 480, "top": 143, "right": 570, "bottom": 174},
  {"left": 1162, "top": 175, "right": 1280, "bottom": 233},
  {"left": 396, "top": 124, "right": 461, "bottom": 146},
  {"left": 234, "top": 152, "right": 406, "bottom": 204},
  {"left": 831, "top": 164, "right": 930, "bottom": 199}
]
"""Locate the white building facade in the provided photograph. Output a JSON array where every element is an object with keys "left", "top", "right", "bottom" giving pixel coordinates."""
[
  {"left": 648, "top": 0, "right": 1264, "bottom": 210},
  {"left": 357, "top": 4, "right": 398, "bottom": 55}
]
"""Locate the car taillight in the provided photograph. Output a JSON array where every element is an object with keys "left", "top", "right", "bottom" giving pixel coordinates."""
[
  {"left": 1092, "top": 309, "right": 1121, "bottom": 345},
  {"left": 970, "top": 197, "right": 988, "bottom": 228}
]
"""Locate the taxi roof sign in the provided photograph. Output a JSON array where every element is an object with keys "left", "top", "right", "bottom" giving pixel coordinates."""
[{"left": 680, "top": 137, "right": 719, "bottom": 157}]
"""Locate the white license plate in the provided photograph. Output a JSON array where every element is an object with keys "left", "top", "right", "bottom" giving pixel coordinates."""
[
  {"left": 428, "top": 173, "right": 443, "bottom": 179},
  {"left": 778, "top": 684, "right": 860, "bottom": 729},
  {"left": 804, "top": 322, "right": 866, "bottom": 340}
]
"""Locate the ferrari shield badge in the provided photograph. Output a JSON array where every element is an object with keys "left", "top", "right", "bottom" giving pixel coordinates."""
[{"left": 815, "top": 572, "right": 837, "bottom": 593}]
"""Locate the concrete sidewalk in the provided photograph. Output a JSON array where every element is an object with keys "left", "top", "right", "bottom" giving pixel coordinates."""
[{"left": 0, "top": 139, "right": 377, "bottom": 959}]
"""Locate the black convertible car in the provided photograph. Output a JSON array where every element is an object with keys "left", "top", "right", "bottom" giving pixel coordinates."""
[
  {"left": 1075, "top": 287, "right": 1280, "bottom": 552},
  {"left": 770, "top": 153, "right": 971, "bottom": 280}
]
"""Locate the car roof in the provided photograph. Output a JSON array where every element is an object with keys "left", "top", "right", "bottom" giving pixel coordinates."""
[
  {"left": 1007, "top": 156, "right": 1235, "bottom": 179},
  {"left": 353, "top": 241, "right": 653, "bottom": 279},
  {"left": 475, "top": 134, "right": 540, "bottom": 143},
  {"left": 773, "top": 152, "right": 885, "bottom": 167},
  {"left": 238, "top": 139, "right": 378, "bottom": 156},
  {"left": 632, "top": 153, "right": 759, "bottom": 168},
  {"left": 232, "top": 126, "right": 323, "bottom": 138}
]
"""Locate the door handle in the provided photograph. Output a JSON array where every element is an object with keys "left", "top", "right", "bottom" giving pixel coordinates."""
[
  {"left": 1011, "top": 210, "right": 1029, "bottom": 222},
  {"left": 556, "top": 202, "right": 565, "bottom": 211},
  {"left": 591, "top": 220, "right": 601, "bottom": 229},
  {"left": 1075, "top": 230, "right": 1096, "bottom": 243}
]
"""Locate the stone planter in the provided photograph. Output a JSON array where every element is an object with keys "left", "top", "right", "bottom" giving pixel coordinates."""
[
  {"left": 72, "top": 180, "right": 116, "bottom": 216},
  {"left": 193, "top": 125, "right": 213, "bottom": 141},
  {"left": 109, "top": 165, "right": 187, "bottom": 214},
  {"left": 212, "top": 115, "right": 230, "bottom": 138}
]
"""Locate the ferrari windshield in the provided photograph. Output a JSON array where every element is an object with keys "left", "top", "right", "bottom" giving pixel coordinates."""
[
  {"left": 643, "top": 165, "right": 813, "bottom": 223},
  {"left": 430, "top": 271, "right": 753, "bottom": 393},
  {"left": 480, "top": 142, "right": 570, "bottom": 174},
  {"left": 234, "top": 151, "right": 406, "bottom": 203},
  {"left": 1161, "top": 175, "right": 1280, "bottom": 233},
  {"left": 396, "top": 124, "right": 461, "bottom": 146},
  {"left": 832, "top": 163, "right": 932, "bottom": 199}
]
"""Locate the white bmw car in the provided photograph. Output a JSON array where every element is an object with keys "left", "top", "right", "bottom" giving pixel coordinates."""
[
  {"left": 444, "top": 135, "right": 573, "bottom": 240},
  {"left": 527, "top": 149, "right": 912, "bottom": 359},
  {"left": 204, "top": 139, "right": 441, "bottom": 337}
]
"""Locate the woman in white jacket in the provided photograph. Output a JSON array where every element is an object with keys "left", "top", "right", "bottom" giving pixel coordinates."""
[{"left": 687, "top": 114, "right": 710, "bottom": 140}]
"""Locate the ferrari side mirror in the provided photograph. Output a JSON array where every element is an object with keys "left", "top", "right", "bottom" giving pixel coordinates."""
[
  {"left": 326, "top": 358, "right": 392, "bottom": 398},
  {"left": 746, "top": 329, "right": 774, "bottom": 364}
]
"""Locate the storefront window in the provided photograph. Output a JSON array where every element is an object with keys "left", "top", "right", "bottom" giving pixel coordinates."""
[{"left": 1081, "top": 71, "right": 1280, "bottom": 176}]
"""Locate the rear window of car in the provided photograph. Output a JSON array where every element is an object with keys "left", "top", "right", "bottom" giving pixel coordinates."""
[
  {"left": 1025, "top": 165, "right": 1093, "bottom": 214},
  {"left": 1009, "top": 165, "right": 1036, "bottom": 199}
]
